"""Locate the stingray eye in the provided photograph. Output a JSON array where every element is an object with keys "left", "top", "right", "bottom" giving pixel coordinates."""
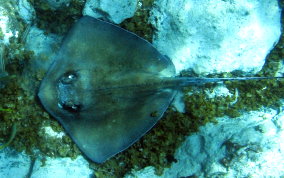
[
  {"left": 58, "top": 101, "right": 82, "bottom": 113},
  {"left": 61, "top": 72, "right": 78, "bottom": 84}
]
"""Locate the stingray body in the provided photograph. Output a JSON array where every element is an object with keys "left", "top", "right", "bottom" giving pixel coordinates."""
[{"left": 38, "top": 16, "right": 282, "bottom": 163}]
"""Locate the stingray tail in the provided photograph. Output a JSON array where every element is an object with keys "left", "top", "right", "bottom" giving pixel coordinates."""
[{"left": 175, "top": 76, "right": 284, "bottom": 87}]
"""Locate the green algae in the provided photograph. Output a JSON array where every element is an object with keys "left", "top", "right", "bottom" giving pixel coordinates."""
[
  {"left": 27, "top": 0, "right": 85, "bottom": 34},
  {"left": 120, "top": 0, "right": 155, "bottom": 42},
  {"left": 0, "top": 123, "right": 17, "bottom": 150},
  {"left": 0, "top": 29, "right": 4, "bottom": 40}
]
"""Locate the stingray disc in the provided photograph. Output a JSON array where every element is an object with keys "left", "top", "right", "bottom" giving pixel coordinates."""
[{"left": 38, "top": 16, "right": 177, "bottom": 163}]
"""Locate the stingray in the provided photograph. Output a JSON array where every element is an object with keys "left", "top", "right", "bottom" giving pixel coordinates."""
[{"left": 38, "top": 16, "right": 283, "bottom": 163}]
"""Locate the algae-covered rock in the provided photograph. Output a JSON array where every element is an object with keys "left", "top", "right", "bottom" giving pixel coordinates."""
[
  {"left": 150, "top": 0, "right": 282, "bottom": 75},
  {"left": 83, "top": 0, "right": 138, "bottom": 24},
  {"left": 43, "top": 0, "right": 71, "bottom": 10}
]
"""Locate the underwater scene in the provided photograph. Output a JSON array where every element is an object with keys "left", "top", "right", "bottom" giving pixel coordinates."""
[{"left": 0, "top": 0, "right": 283, "bottom": 177}]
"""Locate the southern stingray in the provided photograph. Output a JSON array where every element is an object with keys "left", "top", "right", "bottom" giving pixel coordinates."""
[{"left": 38, "top": 16, "right": 283, "bottom": 163}]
